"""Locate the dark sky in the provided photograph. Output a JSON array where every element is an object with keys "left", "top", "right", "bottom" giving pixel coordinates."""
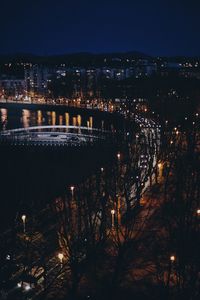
[{"left": 1, "top": 0, "right": 199, "bottom": 56}]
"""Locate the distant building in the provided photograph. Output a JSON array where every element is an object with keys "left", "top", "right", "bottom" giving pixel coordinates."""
[
  {"left": 134, "top": 60, "right": 157, "bottom": 77},
  {"left": 0, "top": 78, "right": 25, "bottom": 97},
  {"left": 179, "top": 68, "right": 200, "bottom": 79},
  {"left": 25, "top": 65, "right": 52, "bottom": 95}
]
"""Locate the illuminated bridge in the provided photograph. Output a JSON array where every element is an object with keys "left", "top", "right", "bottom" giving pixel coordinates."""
[{"left": 0, "top": 125, "right": 114, "bottom": 147}]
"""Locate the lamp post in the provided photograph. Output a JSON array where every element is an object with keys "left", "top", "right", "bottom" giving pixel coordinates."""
[
  {"left": 167, "top": 255, "right": 176, "bottom": 291},
  {"left": 170, "top": 255, "right": 176, "bottom": 262},
  {"left": 21, "top": 215, "right": 27, "bottom": 233},
  {"left": 70, "top": 186, "right": 75, "bottom": 197},
  {"left": 157, "top": 161, "right": 163, "bottom": 183},
  {"left": 58, "top": 253, "right": 64, "bottom": 267},
  {"left": 117, "top": 152, "right": 121, "bottom": 160},
  {"left": 111, "top": 209, "right": 115, "bottom": 228}
]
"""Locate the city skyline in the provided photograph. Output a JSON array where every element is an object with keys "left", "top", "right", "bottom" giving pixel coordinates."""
[
  {"left": 1, "top": 1, "right": 200, "bottom": 299},
  {"left": 1, "top": 0, "right": 200, "bottom": 57}
]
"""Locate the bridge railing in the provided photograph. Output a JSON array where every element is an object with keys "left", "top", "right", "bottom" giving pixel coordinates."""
[
  {"left": 0, "top": 125, "right": 111, "bottom": 134},
  {"left": 0, "top": 125, "right": 119, "bottom": 147}
]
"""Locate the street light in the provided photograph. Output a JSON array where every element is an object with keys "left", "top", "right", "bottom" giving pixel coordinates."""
[
  {"left": 101, "top": 167, "right": 104, "bottom": 172},
  {"left": 58, "top": 253, "right": 64, "bottom": 266},
  {"left": 70, "top": 186, "right": 75, "bottom": 197},
  {"left": 197, "top": 209, "right": 200, "bottom": 216},
  {"left": 111, "top": 209, "right": 115, "bottom": 227},
  {"left": 117, "top": 153, "right": 121, "bottom": 160},
  {"left": 170, "top": 255, "right": 176, "bottom": 262},
  {"left": 21, "top": 215, "right": 27, "bottom": 233}
]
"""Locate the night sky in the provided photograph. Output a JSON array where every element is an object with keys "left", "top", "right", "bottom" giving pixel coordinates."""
[{"left": 1, "top": 0, "right": 199, "bottom": 56}]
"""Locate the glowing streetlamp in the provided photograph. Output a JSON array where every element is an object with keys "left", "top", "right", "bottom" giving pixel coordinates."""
[
  {"left": 58, "top": 253, "right": 64, "bottom": 266},
  {"left": 157, "top": 162, "right": 163, "bottom": 183},
  {"left": 117, "top": 153, "right": 121, "bottom": 160},
  {"left": 170, "top": 255, "right": 176, "bottom": 262},
  {"left": 101, "top": 167, "right": 104, "bottom": 172},
  {"left": 21, "top": 215, "right": 27, "bottom": 233},
  {"left": 197, "top": 209, "right": 200, "bottom": 216},
  {"left": 70, "top": 186, "right": 75, "bottom": 197},
  {"left": 111, "top": 209, "right": 115, "bottom": 227}
]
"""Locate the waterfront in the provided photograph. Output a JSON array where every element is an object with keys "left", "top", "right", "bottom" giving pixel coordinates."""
[
  {"left": 0, "top": 99, "right": 162, "bottom": 300},
  {"left": 0, "top": 103, "right": 124, "bottom": 131},
  {"left": 0, "top": 104, "right": 125, "bottom": 231},
  {"left": 2, "top": 96, "right": 198, "bottom": 300},
  {"left": 1, "top": 0, "right": 200, "bottom": 297}
]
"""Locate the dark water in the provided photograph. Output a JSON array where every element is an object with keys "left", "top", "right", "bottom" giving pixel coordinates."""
[
  {"left": 0, "top": 104, "right": 123, "bottom": 230},
  {"left": 0, "top": 103, "right": 123, "bottom": 131}
]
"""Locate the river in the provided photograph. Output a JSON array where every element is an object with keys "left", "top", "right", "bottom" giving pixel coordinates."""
[{"left": 0, "top": 103, "right": 125, "bottom": 231}]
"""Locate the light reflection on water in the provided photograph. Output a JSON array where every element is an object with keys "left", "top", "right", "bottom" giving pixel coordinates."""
[
  {"left": 37, "top": 110, "right": 42, "bottom": 126},
  {"left": 0, "top": 108, "right": 100, "bottom": 130},
  {"left": 65, "top": 113, "right": 69, "bottom": 126},
  {"left": 0, "top": 106, "right": 123, "bottom": 230},
  {"left": 59, "top": 115, "right": 63, "bottom": 125},
  {"left": 89, "top": 116, "right": 93, "bottom": 128},
  {"left": 77, "top": 115, "right": 81, "bottom": 127},
  {"left": 0, "top": 108, "right": 7, "bottom": 121},
  {"left": 52, "top": 111, "right": 56, "bottom": 126},
  {"left": 22, "top": 109, "right": 30, "bottom": 128}
]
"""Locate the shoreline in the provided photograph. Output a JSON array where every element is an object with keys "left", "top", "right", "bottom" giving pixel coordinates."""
[{"left": 0, "top": 100, "right": 121, "bottom": 119}]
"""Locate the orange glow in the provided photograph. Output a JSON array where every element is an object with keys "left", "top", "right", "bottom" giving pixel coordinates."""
[
  {"left": 58, "top": 253, "right": 64, "bottom": 263},
  {"left": 170, "top": 255, "right": 176, "bottom": 262}
]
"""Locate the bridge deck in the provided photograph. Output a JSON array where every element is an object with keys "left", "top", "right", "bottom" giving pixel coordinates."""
[{"left": 0, "top": 125, "right": 114, "bottom": 147}]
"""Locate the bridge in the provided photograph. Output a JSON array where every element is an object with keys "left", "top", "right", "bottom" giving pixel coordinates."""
[{"left": 0, "top": 125, "right": 113, "bottom": 147}]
